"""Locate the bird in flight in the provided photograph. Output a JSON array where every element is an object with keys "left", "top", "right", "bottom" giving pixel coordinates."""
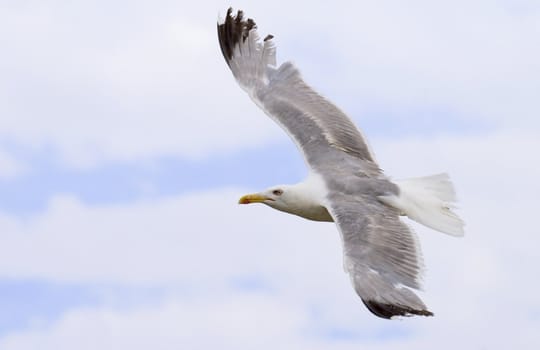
[{"left": 217, "top": 8, "right": 464, "bottom": 319}]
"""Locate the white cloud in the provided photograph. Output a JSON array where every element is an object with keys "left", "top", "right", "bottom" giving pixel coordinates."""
[
  {"left": 0, "top": 1, "right": 284, "bottom": 168},
  {"left": 0, "top": 294, "right": 312, "bottom": 350}
]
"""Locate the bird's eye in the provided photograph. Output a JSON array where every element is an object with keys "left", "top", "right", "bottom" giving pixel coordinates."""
[{"left": 272, "top": 189, "right": 283, "bottom": 196}]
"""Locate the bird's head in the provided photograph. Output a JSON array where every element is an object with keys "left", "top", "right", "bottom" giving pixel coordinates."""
[
  {"left": 238, "top": 186, "right": 292, "bottom": 211},
  {"left": 238, "top": 180, "right": 332, "bottom": 222}
]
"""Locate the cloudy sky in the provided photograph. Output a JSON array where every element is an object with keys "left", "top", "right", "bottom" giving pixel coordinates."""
[{"left": 1, "top": 0, "right": 539, "bottom": 348}]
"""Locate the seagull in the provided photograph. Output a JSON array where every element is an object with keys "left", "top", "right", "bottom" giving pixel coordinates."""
[{"left": 217, "top": 8, "right": 464, "bottom": 319}]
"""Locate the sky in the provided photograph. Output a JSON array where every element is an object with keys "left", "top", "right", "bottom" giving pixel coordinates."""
[{"left": 1, "top": 0, "right": 539, "bottom": 348}]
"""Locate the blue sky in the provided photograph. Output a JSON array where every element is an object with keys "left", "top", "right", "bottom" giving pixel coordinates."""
[{"left": 1, "top": 0, "right": 539, "bottom": 349}]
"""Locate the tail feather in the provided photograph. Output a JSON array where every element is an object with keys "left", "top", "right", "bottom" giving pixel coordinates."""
[{"left": 379, "top": 173, "right": 465, "bottom": 236}]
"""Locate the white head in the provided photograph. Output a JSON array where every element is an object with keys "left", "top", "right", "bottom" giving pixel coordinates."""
[
  {"left": 238, "top": 181, "right": 332, "bottom": 222},
  {"left": 238, "top": 185, "right": 294, "bottom": 212}
]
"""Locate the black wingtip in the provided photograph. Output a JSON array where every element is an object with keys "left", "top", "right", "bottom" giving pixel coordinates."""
[
  {"left": 217, "top": 8, "right": 255, "bottom": 64},
  {"left": 217, "top": 8, "right": 271, "bottom": 66},
  {"left": 362, "top": 300, "right": 434, "bottom": 319}
]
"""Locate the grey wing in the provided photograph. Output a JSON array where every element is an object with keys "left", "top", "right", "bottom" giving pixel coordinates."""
[
  {"left": 326, "top": 192, "right": 433, "bottom": 318},
  {"left": 217, "top": 8, "right": 376, "bottom": 170}
]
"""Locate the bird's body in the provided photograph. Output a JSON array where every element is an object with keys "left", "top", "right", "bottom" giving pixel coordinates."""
[{"left": 218, "top": 8, "right": 464, "bottom": 319}]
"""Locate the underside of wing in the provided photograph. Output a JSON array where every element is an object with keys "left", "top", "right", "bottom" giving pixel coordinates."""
[
  {"left": 217, "top": 8, "right": 376, "bottom": 168},
  {"left": 326, "top": 192, "right": 433, "bottom": 319}
]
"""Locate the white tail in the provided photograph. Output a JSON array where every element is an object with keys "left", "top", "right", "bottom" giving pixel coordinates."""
[{"left": 379, "top": 173, "right": 465, "bottom": 236}]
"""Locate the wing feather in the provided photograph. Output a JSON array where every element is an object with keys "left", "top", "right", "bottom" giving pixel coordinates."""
[
  {"left": 326, "top": 192, "right": 433, "bottom": 318},
  {"left": 217, "top": 8, "right": 376, "bottom": 168}
]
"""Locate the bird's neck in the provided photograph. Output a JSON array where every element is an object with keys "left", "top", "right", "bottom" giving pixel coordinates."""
[{"left": 280, "top": 174, "right": 333, "bottom": 222}]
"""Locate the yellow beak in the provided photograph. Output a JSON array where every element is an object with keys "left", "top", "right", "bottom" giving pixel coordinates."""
[{"left": 238, "top": 193, "right": 268, "bottom": 204}]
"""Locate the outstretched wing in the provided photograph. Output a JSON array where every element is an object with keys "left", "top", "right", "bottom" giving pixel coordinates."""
[
  {"left": 217, "top": 8, "right": 376, "bottom": 170},
  {"left": 326, "top": 192, "right": 433, "bottom": 318}
]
